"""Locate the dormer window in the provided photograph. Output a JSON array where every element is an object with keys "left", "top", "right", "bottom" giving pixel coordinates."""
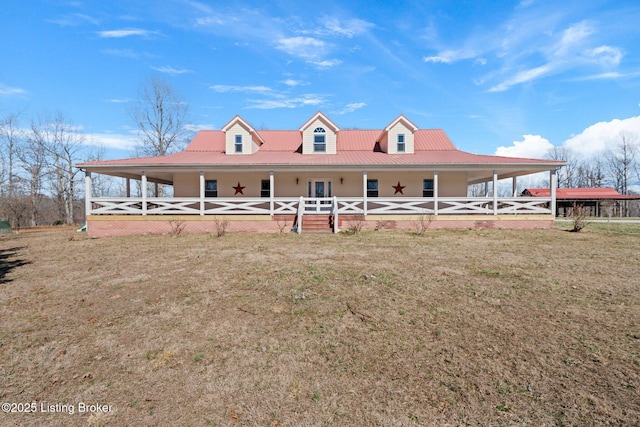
[
  {"left": 313, "top": 127, "right": 326, "bottom": 153},
  {"left": 234, "top": 135, "right": 243, "bottom": 153},
  {"left": 397, "top": 134, "right": 405, "bottom": 153}
]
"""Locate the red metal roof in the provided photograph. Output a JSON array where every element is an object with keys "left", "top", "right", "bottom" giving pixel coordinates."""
[
  {"left": 415, "top": 129, "right": 456, "bottom": 150},
  {"left": 79, "top": 124, "right": 564, "bottom": 170},
  {"left": 184, "top": 128, "right": 459, "bottom": 153},
  {"left": 254, "top": 131, "right": 301, "bottom": 152},
  {"left": 525, "top": 188, "right": 640, "bottom": 200},
  {"left": 184, "top": 131, "right": 225, "bottom": 152}
]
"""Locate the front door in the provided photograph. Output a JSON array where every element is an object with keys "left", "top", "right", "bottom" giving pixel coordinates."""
[
  {"left": 307, "top": 179, "right": 332, "bottom": 212},
  {"left": 307, "top": 179, "right": 332, "bottom": 198}
]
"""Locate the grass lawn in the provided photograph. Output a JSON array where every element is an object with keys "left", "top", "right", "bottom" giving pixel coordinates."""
[{"left": 1, "top": 224, "right": 639, "bottom": 426}]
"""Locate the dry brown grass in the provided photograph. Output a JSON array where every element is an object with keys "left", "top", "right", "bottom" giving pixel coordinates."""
[{"left": 1, "top": 224, "right": 639, "bottom": 426}]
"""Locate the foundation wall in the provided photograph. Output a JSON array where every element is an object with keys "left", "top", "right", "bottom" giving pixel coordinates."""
[{"left": 87, "top": 214, "right": 553, "bottom": 237}]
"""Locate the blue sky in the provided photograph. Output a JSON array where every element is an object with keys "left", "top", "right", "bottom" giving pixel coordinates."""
[{"left": 1, "top": 0, "right": 640, "bottom": 160}]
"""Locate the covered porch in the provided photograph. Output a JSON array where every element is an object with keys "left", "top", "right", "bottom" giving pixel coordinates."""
[{"left": 82, "top": 165, "right": 560, "bottom": 235}]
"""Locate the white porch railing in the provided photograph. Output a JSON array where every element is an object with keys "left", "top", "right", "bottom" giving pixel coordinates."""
[
  {"left": 88, "top": 196, "right": 552, "bottom": 216},
  {"left": 301, "top": 197, "right": 334, "bottom": 213}
]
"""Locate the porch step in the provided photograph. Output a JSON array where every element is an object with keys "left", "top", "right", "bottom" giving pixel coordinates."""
[{"left": 301, "top": 215, "right": 333, "bottom": 233}]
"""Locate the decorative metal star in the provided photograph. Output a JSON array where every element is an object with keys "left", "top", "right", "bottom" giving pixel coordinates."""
[
  {"left": 233, "top": 182, "right": 245, "bottom": 195},
  {"left": 393, "top": 181, "right": 405, "bottom": 195}
]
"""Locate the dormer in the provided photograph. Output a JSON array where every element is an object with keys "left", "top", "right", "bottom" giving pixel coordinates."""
[
  {"left": 299, "top": 111, "right": 339, "bottom": 154},
  {"left": 221, "top": 115, "right": 264, "bottom": 155},
  {"left": 378, "top": 115, "right": 418, "bottom": 154}
]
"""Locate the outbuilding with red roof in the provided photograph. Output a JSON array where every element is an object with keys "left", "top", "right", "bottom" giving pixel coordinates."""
[{"left": 523, "top": 187, "right": 640, "bottom": 217}]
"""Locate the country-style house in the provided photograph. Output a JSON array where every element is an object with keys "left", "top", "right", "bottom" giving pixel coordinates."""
[{"left": 77, "top": 112, "right": 565, "bottom": 237}]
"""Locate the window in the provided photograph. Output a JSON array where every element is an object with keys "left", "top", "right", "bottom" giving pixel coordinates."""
[
  {"left": 205, "top": 180, "right": 218, "bottom": 197},
  {"left": 367, "top": 179, "right": 379, "bottom": 197},
  {"left": 423, "top": 179, "right": 434, "bottom": 197},
  {"left": 234, "top": 135, "right": 243, "bottom": 153},
  {"left": 397, "top": 134, "right": 405, "bottom": 153},
  {"left": 313, "top": 127, "right": 326, "bottom": 153},
  {"left": 260, "top": 180, "right": 270, "bottom": 198}
]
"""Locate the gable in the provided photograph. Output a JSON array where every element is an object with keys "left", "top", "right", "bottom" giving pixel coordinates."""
[
  {"left": 379, "top": 115, "right": 418, "bottom": 154},
  {"left": 221, "top": 115, "right": 263, "bottom": 155},
  {"left": 299, "top": 112, "right": 339, "bottom": 154}
]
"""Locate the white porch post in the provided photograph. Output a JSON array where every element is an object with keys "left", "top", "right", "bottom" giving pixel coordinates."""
[
  {"left": 126, "top": 178, "right": 131, "bottom": 197},
  {"left": 199, "top": 171, "right": 205, "bottom": 216},
  {"left": 550, "top": 168, "right": 557, "bottom": 217},
  {"left": 493, "top": 170, "right": 498, "bottom": 215},
  {"left": 141, "top": 171, "right": 147, "bottom": 216},
  {"left": 297, "top": 196, "right": 303, "bottom": 234},
  {"left": 483, "top": 181, "right": 488, "bottom": 197},
  {"left": 85, "top": 171, "right": 92, "bottom": 218},
  {"left": 363, "top": 170, "right": 368, "bottom": 216},
  {"left": 333, "top": 195, "right": 339, "bottom": 233},
  {"left": 269, "top": 170, "right": 274, "bottom": 217},
  {"left": 433, "top": 170, "right": 439, "bottom": 216},
  {"left": 512, "top": 176, "right": 518, "bottom": 197}
]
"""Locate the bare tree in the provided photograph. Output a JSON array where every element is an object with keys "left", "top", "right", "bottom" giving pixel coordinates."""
[
  {"left": 130, "top": 77, "right": 189, "bottom": 197},
  {"left": 31, "top": 112, "right": 85, "bottom": 225},
  {"left": 0, "top": 113, "right": 23, "bottom": 197},
  {"left": 605, "top": 132, "right": 638, "bottom": 216},
  {"left": 606, "top": 132, "right": 638, "bottom": 195},
  {"left": 84, "top": 146, "right": 114, "bottom": 197},
  {"left": 17, "top": 134, "right": 47, "bottom": 226},
  {"left": 3, "top": 194, "right": 29, "bottom": 231},
  {"left": 131, "top": 77, "right": 189, "bottom": 157},
  {"left": 546, "top": 146, "right": 580, "bottom": 188},
  {"left": 575, "top": 156, "right": 606, "bottom": 188}
]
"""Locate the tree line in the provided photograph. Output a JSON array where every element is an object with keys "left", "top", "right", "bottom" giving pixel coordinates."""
[
  {"left": 0, "top": 111, "right": 88, "bottom": 228},
  {"left": 546, "top": 131, "right": 640, "bottom": 195},
  {"left": 0, "top": 77, "right": 189, "bottom": 230}
]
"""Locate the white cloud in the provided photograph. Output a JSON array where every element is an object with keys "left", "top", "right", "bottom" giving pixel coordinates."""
[
  {"left": 430, "top": 10, "right": 627, "bottom": 92},
  {"left": 310, "top": 59, "right": 342, "bottom": 68},
  {"left": 49, "top": 13, "right": 100, "bottom": 27},
  {"left": 519, "top": 0, "right": 535, "bottom": 7},
  {"left": 151, "top": 66, "right": 193, "bottom": 75},
  {"left": 105, "top": 98, "right": 133, "bottom": 103},
  {"left": 82, "top": 132, "right": 139, "bottom": 151},
  {"left": 210, "top": 85, "right": 273, "bottom": 94},
  {"left": 587, "top": 45, "right": 623, "bottom": 68},
  {"left": 552, "top": 21, "right": 594, "bottom": 58},
  {"left": 102, "top": 48, "right": 158, "bottom": 59},
  {"left": 275, "top": 37, "right": 327, "bottom": 59},
  {"left": 194, "top": 16, "right": 225, "bottom": 27},
  {"left": 281, "top": 79, "right": 306, "bottom": 87},
  {"left": 184, "top": 123, "right": 214, "bottom": 133},
  {"left": 0, "top": 83, "right": 27, "bottom": 95},
  {"left": 424, "top": 48, "right": 477, "bottom": 64},
  {"left": 97, "top": 28, "right": 158, "bottom": 38},
  {"left": 247, "top": 94, "right": 327, "bottom": 109},
  {"left": 488, "top": 64, "right": 552, "bottom": 92},
  {"left": 332, "top": 102, "right": 366, "bottom": 115},
  {"left": 319, "top": 17, "right": 374, "bottom": 38},
  {"left": 562, "top": 116, "right": 640, "bottom": 156},
  {"left": 496, "top": 134, "right": 554, "bottom": 158},
  {"left": 423, "top": 55, "right": 453, "bottom": 64},
  {"left": 495, "top": 116, "right": 640, "bottom": 162}
]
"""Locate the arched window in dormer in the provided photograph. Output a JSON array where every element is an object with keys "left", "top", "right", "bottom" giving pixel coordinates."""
[{"left": 313, "top": 127, "right": 326, "bottom": 153}]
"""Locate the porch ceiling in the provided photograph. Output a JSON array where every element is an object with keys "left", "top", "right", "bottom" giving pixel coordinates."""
[
  {"left": 467, "top": 168, "right": 551, "bottom": 184},
  {"left": 89, "top": 169, "right": 174, "bottom": 185},
  {"left": 82, "top": 164, "right": 555, "bottom": 185}
]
